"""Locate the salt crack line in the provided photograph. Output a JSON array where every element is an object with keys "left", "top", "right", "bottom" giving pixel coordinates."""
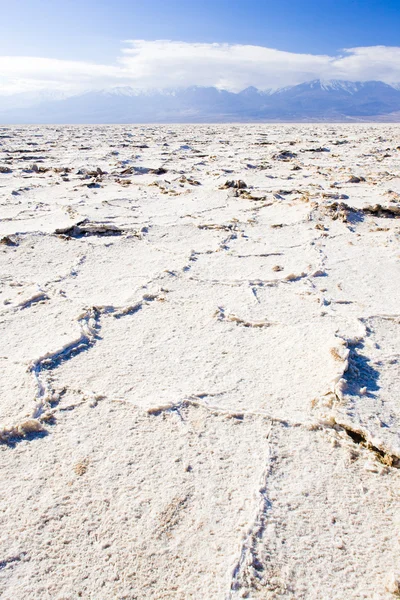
[
  {"left": 29, "top": 306, "right": 102, "bottom": 419},
  {"left": 314, "top": 416, "right": 400, "bottom": 468},
  {"left": 16, "top": 291, "right": 49, "bottom": 310},
  {"left": 0, "top": 286, "right": 50, "bottom": 317},
  {"left": 313, "top": 316, "right": 400, "bottom": 467},
  {"left": 146, "top": 396, "right": 303, "bottom": 428},
  {"left": 188, "top": 271, "right": 310, "bottom": 288},
  {"left": 0, "top": 293, "right": 161, "bottom": 444},
  {"left": 227, "top": 425, "right": 273, "bottom": 599},
  {"left": 214, "top": 306, "right": 275, "bottom": 329}
]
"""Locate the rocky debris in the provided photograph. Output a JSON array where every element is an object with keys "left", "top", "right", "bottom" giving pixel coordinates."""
[
  {"left": 55, "top": 220, "right": 123, "bottom": 238},
  {"left": 119, "top": 166, "right": 136, "bottom": 175},
  {"left": 319, "top": 202, "right": 359, "bottom": 222},
  {"left": 219, "top": 180, "right": 247, "bottom": 190},
  {"left": 0, "top": 235, "right": 18, "bottom": 246},
  {"left": 347, "top": 175, "right": 366, "bottom": 183},
  {"left": 120, "top": 166, "right": 168, "bottom": 176},
  {"left": 230, "top": 188, "right": 267, "bottom": 201},
  {"left": 0, "top": 166, "right": 12, "bottom": 173},
  {"left": 302, "top": 147, "right": 330, "bottom": 153},
  {"left": 318, "top": 200, "right": 400, "bottom": 222},
  {"left": 363, "top": 203, "right": 400, "bottom": 218},
  {"left": 31, "top": 164, "right": 49, "bottom": 173},
  {"left": 275, "top": 189, "right": 302, "bottom": 196},
  {"left": 53, "top": 167, "right": 72, "bottom": 174},
  {"left": 0, "top": 418, "right": 46, "bottom": 443},
  {"left": 272, "top": 150, "right": 297, "bottom": 160},
  {"left": 178, "top": 176, "right": 201, "bottom": 186},
  {"left": 18, "top": 155, "right": 48, "bottom": 161},
  {"left": 384, "top": 190, "right": 400, "bottom": 201},
  {"left": 77, "top": 167, "right": 105, "bottom": 178},
  {"left": 5, "top": 149, "right": 47, "bottom": 154},
  {"left": 322, "top": 192, "right": 349, "bottom": 200},
  {"left": 198, "top": 223, "right": 237, "bottom": 232},
  {"left": 150, "top": 167, "right": 168, "bottom": 175},
  {"left": 86, "top": 179, "right": 102, "bottom": 188},
  {"left": 149, "top": 180, "right": 179, "bottom": 196}
]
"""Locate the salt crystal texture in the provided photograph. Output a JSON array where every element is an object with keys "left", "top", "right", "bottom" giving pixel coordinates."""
[{"left": 0, "top": 124, "right": 399, "bottom": 599}]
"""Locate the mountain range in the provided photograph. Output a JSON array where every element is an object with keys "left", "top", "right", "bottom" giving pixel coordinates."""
[{"left": 1, "top": 80, "right": 400, "bottom": 123}]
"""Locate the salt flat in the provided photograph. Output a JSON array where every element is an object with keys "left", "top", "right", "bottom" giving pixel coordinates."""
[{"left": 0, "top": 124, "right": 399, "bottom": 599}]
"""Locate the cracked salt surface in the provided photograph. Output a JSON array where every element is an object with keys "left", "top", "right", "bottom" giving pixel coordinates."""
[{"left": 0, "top": 124, "right": 400, "bottom": 599}]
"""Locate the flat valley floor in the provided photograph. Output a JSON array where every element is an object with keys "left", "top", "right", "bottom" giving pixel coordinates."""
[{"left": 0, "top": 124, "right": 400, "bottom": 599}]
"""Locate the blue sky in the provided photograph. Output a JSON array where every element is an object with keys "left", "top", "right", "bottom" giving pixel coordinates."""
[
  {"left": 2, "top": 0, "right": 400, "bottom": 59},
  {"left": 1, "top": 0, "right": 400, "bottom": 94}
]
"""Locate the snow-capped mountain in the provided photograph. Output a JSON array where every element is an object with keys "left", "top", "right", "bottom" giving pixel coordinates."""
[
  {"left": 302, "top": 80, "right": 363, "bottom": 93},
  {"left": 1, "top": 80, "right": 400, "bottom": 123},
  {"left": 96, "top": 86, "right": 180, "bottom": 98},
  {"left": 262, "top": 80, "right": 400, "bottom": 119}
]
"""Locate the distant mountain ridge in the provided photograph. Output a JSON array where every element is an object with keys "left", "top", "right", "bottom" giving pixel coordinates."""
[{"left": 1, "top": 79, "right": 400, "bottom": 123}]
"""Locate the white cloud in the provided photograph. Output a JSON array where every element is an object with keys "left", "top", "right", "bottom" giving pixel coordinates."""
[
  {"left": 0, "top": 56, "right": 125, "bottom": 94},
  {"left": 1, "top": 41, "right": 400, "bottom": 95},
  {"left": 331, "top": 46, "right": 400, "bottom": 82},
  {"left": 118, "top": 41, "right": 332, "bottom": 91}
]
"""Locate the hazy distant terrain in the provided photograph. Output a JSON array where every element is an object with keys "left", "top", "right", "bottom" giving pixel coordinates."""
[
  {"left": 1, "top": 80, "right": 400, "bottom": 123},
  {"left": 1, "top": 124, "right": 399, "bottom": 599}
]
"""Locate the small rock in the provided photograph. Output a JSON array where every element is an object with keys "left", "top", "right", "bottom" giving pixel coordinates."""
[{"left": 347, "top": 175, "right": 366, "bottom": 183}]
